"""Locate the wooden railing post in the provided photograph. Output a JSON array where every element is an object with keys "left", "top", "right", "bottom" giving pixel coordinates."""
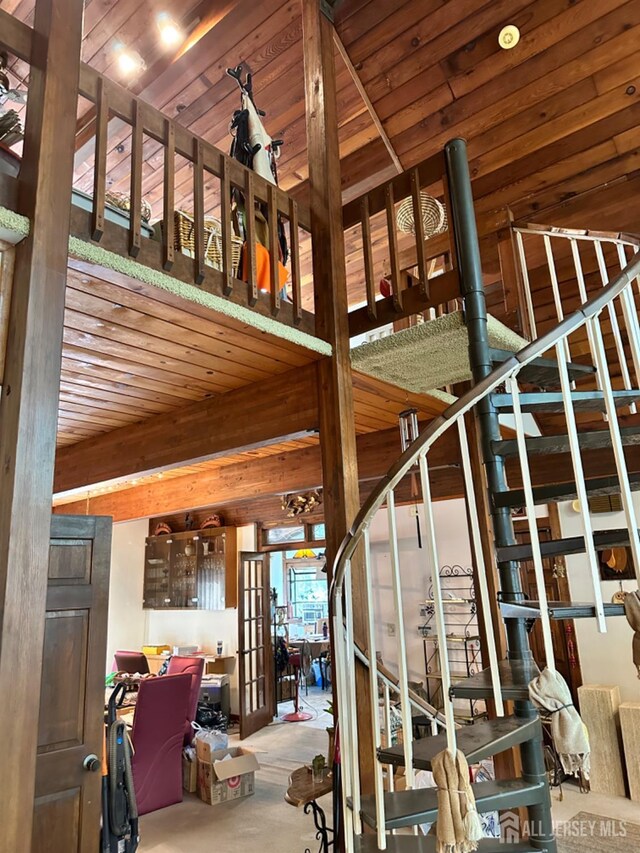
[
  {"left": 301, "top": 0, "right": 375, "bottom": 799},
  {"left": 0, "top": 0, "right": 84, "bottom": 849}
]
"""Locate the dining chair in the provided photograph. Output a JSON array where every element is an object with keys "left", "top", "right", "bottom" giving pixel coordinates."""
[
  {"left": 130, "top": 672, "right": 191, "bottom": 815},
  {"left": 114, "top": 650, "right": 150, "bottom": 675},
  {"left": 166, "top": 655, "right": 205, "bottom": 745}
]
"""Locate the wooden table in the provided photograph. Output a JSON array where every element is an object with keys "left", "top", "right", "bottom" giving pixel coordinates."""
[
  {"left": 285, "top": 766, "right": 334, "bottom": 853},
  {"left": 145, "top": 653, "right": 235, "bottom": 675}
]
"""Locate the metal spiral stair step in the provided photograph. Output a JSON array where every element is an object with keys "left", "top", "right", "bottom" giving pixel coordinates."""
[
  {"left": 489, "top": 347, "right": 596, "bottom": 389},
  {"left": 500, "top": 600, "right": 625, "bottom": 621},
  {"left": 353, "top": 779, "right": 546, "bottom": 831},
  {"left": 491, "top": 425, "right": 640, "bottom": 458},
  {"left": 496, "top": 527, "right": 640, "bottom": 562},
  {"left": 491, "top": 389, "right": 640, "bottom": 413},
  {"left": 492, "top": 472, "right": 640, "bottom": 508},
  {"left": 449, "top": 659, "right": 539, "bottom": 702},
  {"left": 353, "top": 834, "right": 545, "bottom": 853},
  {"left": 377, "top": 714, "right": 541, "bottom": 771}
]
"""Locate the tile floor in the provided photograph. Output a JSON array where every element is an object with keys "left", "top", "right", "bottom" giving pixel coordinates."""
[{"left": 139, "top": 690, "right": 640, "bottom": 852}]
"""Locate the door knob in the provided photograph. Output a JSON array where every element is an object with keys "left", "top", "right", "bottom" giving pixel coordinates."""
[{"left": 83, "top": 754, "right": 101, "bottom": 772}]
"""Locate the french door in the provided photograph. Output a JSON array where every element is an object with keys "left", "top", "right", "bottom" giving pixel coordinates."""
[{"left": 238, "top": 552, "right": 273, "bottom": 739}]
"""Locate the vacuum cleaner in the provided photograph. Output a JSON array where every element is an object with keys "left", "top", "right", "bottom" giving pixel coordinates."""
[{"left": 102, "top": 682, "right": 140, "bottom": 853}]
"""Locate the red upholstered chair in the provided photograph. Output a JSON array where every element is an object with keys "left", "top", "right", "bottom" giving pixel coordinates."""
[
  {"left": 166, "top": 655, "right": 205, "bottom": 745},
  {"left": 114, "top": 650, "right": 150, "bottom": 675},
  {"left": 131, "top": 673, "right": 191, "bottom": 815}
]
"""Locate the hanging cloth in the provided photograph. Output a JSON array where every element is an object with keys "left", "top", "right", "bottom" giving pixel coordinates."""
[
  {"left": 528, "top": 667, "right": 590, "bottom": 779},
  {"left": 432, "top": 748, "right": 483, "bottom": 853}
]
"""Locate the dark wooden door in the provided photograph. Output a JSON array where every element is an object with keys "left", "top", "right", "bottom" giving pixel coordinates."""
[
  {"left": 32, "top": 515, "right": 112, "bottom": 853},
  {"left": 238, "top": 552, "right": 272, "bottom": 739}
]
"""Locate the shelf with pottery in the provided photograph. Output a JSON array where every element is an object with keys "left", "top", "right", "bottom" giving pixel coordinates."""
[{"left": 143, "top": 526, "right": 238, "bottom": 611}]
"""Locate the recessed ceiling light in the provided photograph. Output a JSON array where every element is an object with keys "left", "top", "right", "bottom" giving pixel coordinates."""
[
  {"left": 157, "top": 12, "right": 184, "bottom": 48},
  {"left": 498, "top": 25, "right": 520, "bottom": 50},
  {"left": 113, "top": 41, "right": 146, "bottom": 77}
]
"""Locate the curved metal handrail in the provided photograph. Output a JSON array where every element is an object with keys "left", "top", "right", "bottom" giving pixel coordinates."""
[{"left": 331, "top": 248, "right": 640, "bottom": 603}]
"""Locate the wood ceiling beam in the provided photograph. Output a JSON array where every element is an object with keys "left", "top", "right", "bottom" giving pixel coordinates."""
[
  {"left": 54, "top": 423, "right": 464, "bottom": 521},
  {"left": 53, "top": 362, "right": 320, "bottom": 494},
  {"left": 332, "top": 26, "right": 402, "bottom": 174}
]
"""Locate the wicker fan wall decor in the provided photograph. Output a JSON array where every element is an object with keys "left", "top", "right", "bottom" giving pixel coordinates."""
[{"left": 396, "top": 191, "right": 448, "bottom": 238}]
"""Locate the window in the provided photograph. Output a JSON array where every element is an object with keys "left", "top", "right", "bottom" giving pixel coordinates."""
[
  {"left": 287, "top": 560, "right": 328, "bottom": 628},
  {"left": 264, "top": 525, "right": 305, "bottom": 545}
]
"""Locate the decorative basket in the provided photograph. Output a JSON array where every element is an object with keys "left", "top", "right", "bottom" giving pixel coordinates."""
[
  {"left": 396, "top": 192, "right": 448, "bottom": 238},
  {"left": 174, "top": 210, "right": 243, "bottom": 277},
  {"left": 105, "top": 190, "right": 153, "bottom": 223}
]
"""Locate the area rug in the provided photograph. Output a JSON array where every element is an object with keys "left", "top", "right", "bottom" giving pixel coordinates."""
[
  {"left": 350, "top": 310, "right": 526, "bottom": 395},
  {"left": 555, "top": 811, "right": 640, "bottom": 852}
]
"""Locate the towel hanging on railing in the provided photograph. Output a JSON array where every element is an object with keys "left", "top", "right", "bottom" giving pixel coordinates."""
[{"left": 432, "top": 748, "right": 483, "bottom": 853}]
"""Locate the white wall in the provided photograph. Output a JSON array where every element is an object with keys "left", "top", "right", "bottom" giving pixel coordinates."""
[
  {"left": 369, "top": 499, "right": 474, "bottom": 686},
  {"left": 105, "top": 522, "right": 257, "bottom": 715},
  {"left": 559, "top": 496, "right": 640, "bottom": 703},
  {"left": 105, "top": 518, "right": 147, "bottom": 669}
]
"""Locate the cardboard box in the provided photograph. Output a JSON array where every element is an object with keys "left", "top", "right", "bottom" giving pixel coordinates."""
[
  {"left": 196, "top": 746, "right": 259, "bottom": 806},
  {"left": 183, "top": 753, "right": 197, "bottom": 793}
]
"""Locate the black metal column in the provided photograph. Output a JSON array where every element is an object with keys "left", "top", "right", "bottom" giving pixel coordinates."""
[{"left": 444, "top": 138, "right": 556, "bottom": 853}]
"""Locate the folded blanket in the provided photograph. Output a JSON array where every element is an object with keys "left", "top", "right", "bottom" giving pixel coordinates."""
[
  {"left": 528, "top": 666, "right": 590, "bottom": 779},
  {"left": 624, "top": 590, "right": 640, "bottom": 679},
  {"left": 432, "top": 748, "right": 483, "bottom": 853}
]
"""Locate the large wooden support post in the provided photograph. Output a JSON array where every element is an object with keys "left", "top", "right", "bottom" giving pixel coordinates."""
[
  {"left": 0, "top": 1, "right": 84, "bottom": 848},
  {"left": 301, "top": 0, "right": 375, "bottom": 794}
]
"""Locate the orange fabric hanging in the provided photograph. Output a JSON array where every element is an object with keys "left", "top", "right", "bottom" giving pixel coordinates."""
[{"left": 242, "top": 241, "right": 289, "bottom": 293}]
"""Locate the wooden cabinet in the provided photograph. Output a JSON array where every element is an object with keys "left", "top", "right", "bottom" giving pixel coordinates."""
[{"left": 143, "top": 527, "right": 237, "bottom": 610}]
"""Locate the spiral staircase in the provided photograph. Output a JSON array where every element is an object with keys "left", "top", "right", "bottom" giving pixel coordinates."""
[{"left": 331, "top": 140, "right": 640, "bottom": 853}]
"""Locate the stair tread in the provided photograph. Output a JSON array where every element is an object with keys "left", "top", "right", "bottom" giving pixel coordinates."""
[
  {"left": 501, "top": 600, "right": 625, "bottom": 620},
  {"left": 497, "top": 527, "right": 639, "bottom": 562},
  {"left": 492, "top": 389, "right": 640, "bottom": 413},
  {"left": 354, "top": 835, "right": 542, "bottom": 853},
  {"left": 492, "top": 425, "right": 640, "bottom": 457},
  {"left": 356, "top": 779, "right": 546, "bottom": 830},
  {"left": 377, "top": 714, "right": 541, "bottom": 770},
  {"left": 493, "top": 472, "right": 640, "bottom": 508},
  {"left": 490, "top": 347, "right": 595, "bottom": 390},
  {"left": 450, "top": 659, "right": 539, "bottom": 701}
]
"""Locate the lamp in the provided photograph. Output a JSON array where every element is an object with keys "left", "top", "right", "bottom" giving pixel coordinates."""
[
  {"left": 292, "top": 548, "right": 317, "bottom": 560},
  {"left": 157, "top": 12, "right": 184, "bottom": 48},
  {"left": 113, "top": 42, "right": 146, "bottom": 77},
  {"left": 398, "top": 408, "right": 420, "bottom": 453}
]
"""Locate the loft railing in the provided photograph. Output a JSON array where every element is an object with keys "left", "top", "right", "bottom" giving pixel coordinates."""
[
  {"left": 0, "top": 10, "right": 312, "bottom": 333},
  {"left": 332, "top": 243, "right": 640, "bottom": 849},
  {"left": 343, "top": 150, "right": 461, "bottom": 338}
]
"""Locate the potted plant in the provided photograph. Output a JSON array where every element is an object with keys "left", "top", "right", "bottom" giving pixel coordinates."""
[{"left": 311, "top": 753, "right": 326, "bottom": 783}]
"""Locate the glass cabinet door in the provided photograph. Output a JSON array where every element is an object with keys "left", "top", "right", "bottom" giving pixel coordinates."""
[
  {"left": 198, "top": 531, "right": 226, "bottom": 610},
  {"left": 143, "top": 536, "right": 172, "bottom": 608},
  {"left": 171, "top": 535, "right": 199, "bottom": 608}
]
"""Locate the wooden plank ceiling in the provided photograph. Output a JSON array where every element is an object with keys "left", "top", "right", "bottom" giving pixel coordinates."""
[
  {"left": 58, "top": 264, "right": 319, "bottom": 448},
  {"left": 5, "top": 0, "right": 639, "bottom": 296}
]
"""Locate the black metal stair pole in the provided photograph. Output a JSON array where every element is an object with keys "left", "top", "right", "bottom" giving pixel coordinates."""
[{"left": 444, "top": 137, "right": 556, "bottom": 853}]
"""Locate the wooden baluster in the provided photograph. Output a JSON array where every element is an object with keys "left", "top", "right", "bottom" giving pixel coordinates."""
[
  {"left": 193, "top": 139, "right": 205, "bottom": 285},
  {"left": 361, "top": 194, "right": 376, "bottom": 321},
  {"left": 410, "top": 167, "right": 429, "bottom": 300},
  {"left": 245, "top": 170, "right": 257, "bottom": 305},
  {"left": 385, "top": 182, "right": 403, "bottom": 312},
  {"left": 268, "top": 184, "right": 280, "bottom": 316},
  {"left": 129, "top": 99, "right": 143, "bottom": 258},
  {"left": 288, "top": 196, "right": 302, "bottom": 324},
  {"left": 91, "top": 76, "right": 108, "bottom": 242},
  {"left": 220, "top": 157, "right": 232, "bottom": 295},
  {"left": 162, "top": 118, "right": 175, "bottom": 271}
]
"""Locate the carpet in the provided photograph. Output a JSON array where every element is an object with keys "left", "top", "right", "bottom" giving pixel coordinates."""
[
  {"left": 556, "top": 811, "right": 640, "bottom": 852},
  {"left": 350, "top": 310, "right": 526, "bottom": 395}
]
